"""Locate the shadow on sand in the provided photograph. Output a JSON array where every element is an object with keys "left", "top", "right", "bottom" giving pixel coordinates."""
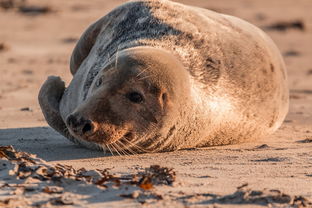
[{"left": 0, "top": 126, "right": 109, "bottom": 161}]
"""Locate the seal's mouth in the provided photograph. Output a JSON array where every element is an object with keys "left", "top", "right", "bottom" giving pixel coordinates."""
[
  {"left": 65, "top": 113, "right": 143, "bottom": 153},
  {"left": 74, "top": 126, "right": 134, "bottom": 146},
  {"left": 98, "top": 131, "right": 134, "bottom": 145}
]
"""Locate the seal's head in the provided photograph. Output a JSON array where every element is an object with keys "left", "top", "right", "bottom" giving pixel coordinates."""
[{"left": 66, "top": 47, "right": 191, "bottom": 153}]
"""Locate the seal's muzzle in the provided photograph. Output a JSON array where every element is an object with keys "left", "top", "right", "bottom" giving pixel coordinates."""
[{"left": 66, "top": 114, "right": 94, "bottom": 136}]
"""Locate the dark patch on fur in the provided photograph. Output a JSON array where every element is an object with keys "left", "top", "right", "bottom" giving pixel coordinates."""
[
  {"left": 102, "top": 4, "right": 181, "bottom": 54},
  {"left": 188, "top": 56, "right": 222, "bottom": 84},
  {"left": 96, "top": 1, "right": 182, "bottom": 59},
  {"left": 270, "top": 63, "right": 275, "bottom": 72},
  {"left": 83, "top": 63, "right": 102, "bottom": 100}
]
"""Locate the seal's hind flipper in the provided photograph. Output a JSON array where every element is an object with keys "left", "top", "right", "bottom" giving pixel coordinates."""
[{"left": 38, "top": 76, "right": 68, "bottom": 137}]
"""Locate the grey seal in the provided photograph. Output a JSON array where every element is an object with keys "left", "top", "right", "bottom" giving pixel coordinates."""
[{"left": 38, "top": 0, "right": 289, "bottom": 153}]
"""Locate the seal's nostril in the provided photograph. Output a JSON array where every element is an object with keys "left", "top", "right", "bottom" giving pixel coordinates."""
[
  {"left": 66, "top": 114, "right": 93, "bottom": 135},
  {"left": 82, "top": 121, "right": 93, "bottom": 134}
]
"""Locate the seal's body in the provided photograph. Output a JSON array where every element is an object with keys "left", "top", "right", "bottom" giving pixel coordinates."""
[{"left": 39, "top": 0, "right": 289, "bottom": 153}]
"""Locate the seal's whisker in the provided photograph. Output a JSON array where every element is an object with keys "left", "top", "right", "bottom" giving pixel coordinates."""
[
  {"left": 116, "top": 140, "right": 131, "bottom": 156},
  {"left": 148, "top": 123, "right": 158, "bottom": 130},
  {"left": 118, "top": 140, "right": 137, "bottom": 155},
  {"left": 122, "top": 137, "right": 151, "bottom": 153},
  {"left": 112, "top": 141, "right": 126, "bottom": 156},
  {"left": 111, "top": 143, "right": 122, "bottom": 156},
  {"left": 134, "top": 127, "right": 157, "bottom": 145},
  {"left": 136, "top": 128, "right": 167, "bottom": 152},
  {"left": 136, "top": 65, "right": 152, "bottom": 78},
  {"left": 106, "top": 144, "right": 114, "bottom": 156},
  {"left": 123, "top": 143, "right": 138, "bottom": 155},
  {"left": 115, "top": 143, "right": 124, "bottom": 156},
  {"left": 119, "top": 146, "right": 130, "bottom": 156},
  {"left": 146, "top": 130, "right": 174, "bottom": 152},
  {"left": 138, "top": 75, "right": 155, "bottom": 81},
  {"left": 114, "top": 140, "right": 126, "bottom": 155}
]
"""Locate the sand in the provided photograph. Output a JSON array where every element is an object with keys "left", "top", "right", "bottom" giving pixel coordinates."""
[{"left": 0, "top": 0, "right": 312, "bottom": 207}]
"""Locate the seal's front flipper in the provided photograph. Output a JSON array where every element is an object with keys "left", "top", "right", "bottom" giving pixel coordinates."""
[{"left": 38, "top": 76, "right": 68, "bottom": 136}]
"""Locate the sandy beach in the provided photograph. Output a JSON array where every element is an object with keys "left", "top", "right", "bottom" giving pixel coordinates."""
[{"left": 1, "top": 0, "right": 312, "bottom": 207}]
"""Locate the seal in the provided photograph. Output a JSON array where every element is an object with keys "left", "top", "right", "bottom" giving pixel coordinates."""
[{"left": 38, "top": 0, "right": 289, "bottom": 154}]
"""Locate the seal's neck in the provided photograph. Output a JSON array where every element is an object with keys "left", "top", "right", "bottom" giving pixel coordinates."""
[
  {"left": 170, "top": 86, "right": 211, "bottom": 150},
  {"left": 141, "top": 83, "right": 208, "bottom": 152}
]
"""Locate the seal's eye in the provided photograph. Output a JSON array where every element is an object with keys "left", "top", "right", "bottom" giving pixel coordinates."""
[
  {"left": 95, "top": 78, "right": 102, "bottom": 87},
  {"left": 126, "top": 92, "right": 144, "bottom": 103}
]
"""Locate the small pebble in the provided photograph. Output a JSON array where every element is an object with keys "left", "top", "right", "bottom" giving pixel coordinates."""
[{"left": 20, "top": 107, "right": 32, "bottom": 111}]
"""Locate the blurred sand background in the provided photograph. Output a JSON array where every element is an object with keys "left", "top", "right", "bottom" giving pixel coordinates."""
[{"left": 0, "top": 0, "right": 312, "bottom": 207}]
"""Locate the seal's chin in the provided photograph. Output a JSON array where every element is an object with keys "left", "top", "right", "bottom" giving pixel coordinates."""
[{"left": 68, "top": 126, "right": 149, "bottom": 154}]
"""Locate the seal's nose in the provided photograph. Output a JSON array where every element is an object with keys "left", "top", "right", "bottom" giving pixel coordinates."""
[{"left": 66, "top": 114, "right": 94, "bottom": 136}]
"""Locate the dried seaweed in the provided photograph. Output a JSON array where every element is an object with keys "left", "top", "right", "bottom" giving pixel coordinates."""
[
  {"left": 0, "top": 146, "right": 175, "bottom": 190},
  {"left": 2, "top": 146, "right": 310, "bottom": 207},
  {"left": 0, "top": 146, "right": 169, "bottom": 207},
  {"left": 137, "top": 165, "right": 176, "bottom": 190}
]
